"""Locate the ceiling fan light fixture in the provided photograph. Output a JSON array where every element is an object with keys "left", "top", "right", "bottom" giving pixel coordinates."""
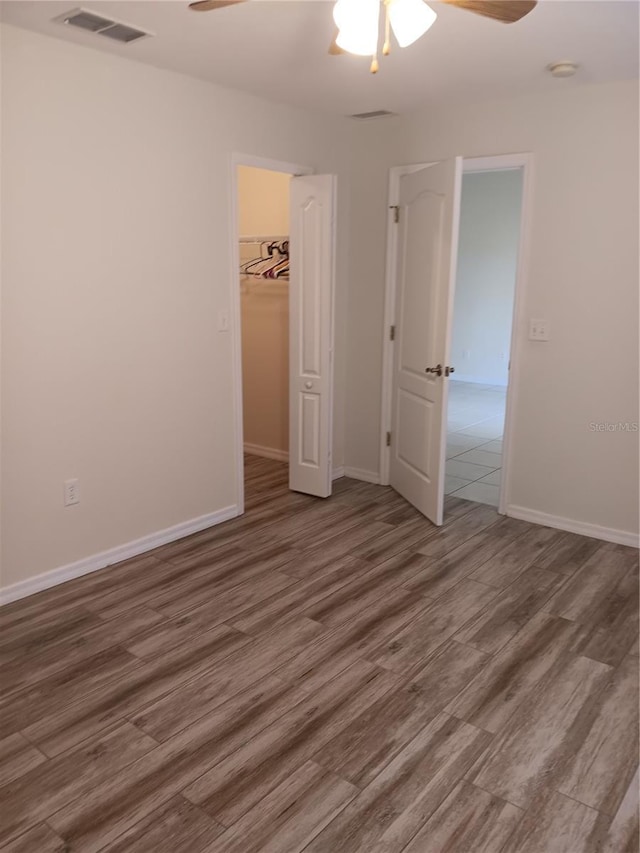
[
  {"left": 388, "top": 0, "right": 436, "bottom": 47},
  {"left": 333, "top": 0, "right": 380, "bottom": 56}
]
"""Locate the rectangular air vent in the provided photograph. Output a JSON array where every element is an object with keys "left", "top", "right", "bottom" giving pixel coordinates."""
[
  {"left": 99, "top": 24, "right": 149, "bottom": 44},
  {"left": 350, "top": 110, "right": 396, "bottom": 120},
  {"left": 55, "top": 8, "right": 152, "bottom": 44}
]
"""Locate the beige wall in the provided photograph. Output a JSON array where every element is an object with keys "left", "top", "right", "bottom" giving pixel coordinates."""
[
  {"left": 0, "top": 24, "right": 350, "bottom": 591},
  {"left": 1, "top": 22, "right": 637, "bottom": 596},
  {"left": 239, "top": 166, "right": 290, "bottom": 456},
  {"left": 344, "top": 121, "right": 400, "bottom": 476},
  {"left": 346, "top": 80, "right": 639, "bottom": 539},
  {"left": 238, "top": 166, "right": 290, "bottom": 238},
  {"left": 241, "top": 283, "right": 289, "bottom": 456}
]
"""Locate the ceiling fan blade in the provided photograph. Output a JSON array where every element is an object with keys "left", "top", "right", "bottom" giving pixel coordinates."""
[
  {"left": 328, "top": 29, "right": 345, "bottom": 55},
  {"left": 440, "top": 0, "right": 537, "bottom": 23},
  {"left": 189, "top": 0, "right": 247, "bottom": 11}
]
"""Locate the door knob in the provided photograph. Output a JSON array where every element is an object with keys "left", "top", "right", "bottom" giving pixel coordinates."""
[
  {"left": 425, "top": 364, "right": 443, "bottom": 377},
  {"left": 304, "top": 381, "right": 313, "bottom": 389},
  {"left": 445, "top": 366, "right": 455, "bottom": 377}
]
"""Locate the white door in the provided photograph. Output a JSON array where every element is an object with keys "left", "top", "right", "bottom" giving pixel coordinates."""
[
  {"left": 389, "top": 159, "right": 462, "bottom": 525},
  {"left": 288, "top": 174, "right": 335, "bottom": 498}
]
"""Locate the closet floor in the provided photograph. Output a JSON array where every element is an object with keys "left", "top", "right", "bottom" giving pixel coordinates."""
[{"left": 0, "top": 455, "right": 637, "bottom": 852}]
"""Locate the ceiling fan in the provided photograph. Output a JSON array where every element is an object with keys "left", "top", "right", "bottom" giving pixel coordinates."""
[{"left": 189, "top": 0, "right": 537, "bottom": 74}]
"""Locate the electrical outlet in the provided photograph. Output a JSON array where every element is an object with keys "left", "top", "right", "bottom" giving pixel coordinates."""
[
  {"left": 462, "top": 350, "right": 471, "bottom": 359},
  {"left": 529, "top": 319, "right": 550, "bottom": 342},
  {"left": 64, "top": 479, "right": 80, "bottom": 507}
]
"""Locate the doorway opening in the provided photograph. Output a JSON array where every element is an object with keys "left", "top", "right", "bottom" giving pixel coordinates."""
[
  {"left": 231, "top": 155, "right": 337, "bottom": 514},
  {"left": 379, "top": 153, "right": 532, "bottom": 525},
  {"left": 237, "top": 164, "right": 292, "bottom": 503},
  {"left": 445, "top": 167, "right": 524, "bottom": 509}
]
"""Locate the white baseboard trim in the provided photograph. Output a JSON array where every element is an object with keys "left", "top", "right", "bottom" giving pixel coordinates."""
[
  {"left": 506, "top": 505, "right": 640, "bottom": 548},
  {"left": 344, "top": 466, "right": 381, "bottom": 485},
  {"left": 332, "top": 466, "right": 345, "bottom": 480},
  {"left": 244, "top": 443, "right": 289, "bottom": 462},
  {"left": 0, "top": 505, "right": 240, "bottom": 607}
]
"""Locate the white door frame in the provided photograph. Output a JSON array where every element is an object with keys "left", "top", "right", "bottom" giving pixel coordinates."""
[
  {"left": 229, "top": 153, "right": 314, "bottom": 515},
  {"left": 379, "top": 153, "right": 534, "bottom": 516}
]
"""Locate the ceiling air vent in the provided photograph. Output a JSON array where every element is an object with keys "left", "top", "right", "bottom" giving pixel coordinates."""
[
  {"left": 350, "top": 110, "right": 396, "bottom": 120},
  {"left": 55, "top": 8, "right": 152, "bottom": 44}
]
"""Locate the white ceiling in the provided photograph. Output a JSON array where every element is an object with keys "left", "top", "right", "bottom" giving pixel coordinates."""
[{"left": 1, "top": 0, "right": 638, "bottom": 115}]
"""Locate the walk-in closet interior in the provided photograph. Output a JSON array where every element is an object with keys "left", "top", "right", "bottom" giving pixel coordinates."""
[{"left": 238, "top": 166, "right": 291, "bottom": 472}]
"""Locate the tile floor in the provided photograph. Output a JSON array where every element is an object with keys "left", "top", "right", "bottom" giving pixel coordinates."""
[{"left": 446, "top": 381, "right": 507, "bottom": 508}]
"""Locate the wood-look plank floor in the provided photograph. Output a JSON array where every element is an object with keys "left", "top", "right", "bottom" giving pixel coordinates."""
[{"left": 0, "top": 455, "right": 638, "bottom": 852}]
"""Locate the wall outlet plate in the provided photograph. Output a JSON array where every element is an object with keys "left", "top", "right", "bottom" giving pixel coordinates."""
[{"left": 529, "top": 319, "right": 550, "bottom": 341}]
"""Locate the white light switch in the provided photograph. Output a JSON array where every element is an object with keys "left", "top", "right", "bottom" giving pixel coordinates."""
[
  {"left": 64, "top": 479, "right": 80, "bottom": 507},
  {"left": 529, "top": 319, "right": 550, "bottom": 342},
  {"left": 218, "top": 310, "right": 230, "bottom": 332}
]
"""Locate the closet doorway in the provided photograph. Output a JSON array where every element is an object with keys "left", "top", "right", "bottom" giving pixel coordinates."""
[
  {"left": 231, "top": 156, "right": 337, "bottom": 513},
  {"left": 238, "top": 165, "right": 292, "bottom": 490}
]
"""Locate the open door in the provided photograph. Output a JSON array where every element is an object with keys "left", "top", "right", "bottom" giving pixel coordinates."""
[
  {"left": 288, "top": 174, "right": 335, "bottom": 498},
  {"left": 389, "top": 158, "right": 462, "bottom": 525}
]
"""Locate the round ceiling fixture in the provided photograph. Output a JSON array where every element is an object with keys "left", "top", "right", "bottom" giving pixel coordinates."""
[{"left": 547, "top": 61, "right": 578, "bottom": 78}]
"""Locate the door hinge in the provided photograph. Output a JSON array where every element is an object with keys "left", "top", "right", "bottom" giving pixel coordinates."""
[
  {"left": 386, "top": 431, "right": 392, "bottom": 447},
  {"left": 389, "top": 325, "right": 395, "bottom": 341},
  {"left": 390, "top": 205, "right": 400, "bottom": 224}
]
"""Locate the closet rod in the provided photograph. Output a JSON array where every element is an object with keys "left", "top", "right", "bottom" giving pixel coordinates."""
[{"left": 239, "top": 235, "right": 289, "bottom": 243}]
